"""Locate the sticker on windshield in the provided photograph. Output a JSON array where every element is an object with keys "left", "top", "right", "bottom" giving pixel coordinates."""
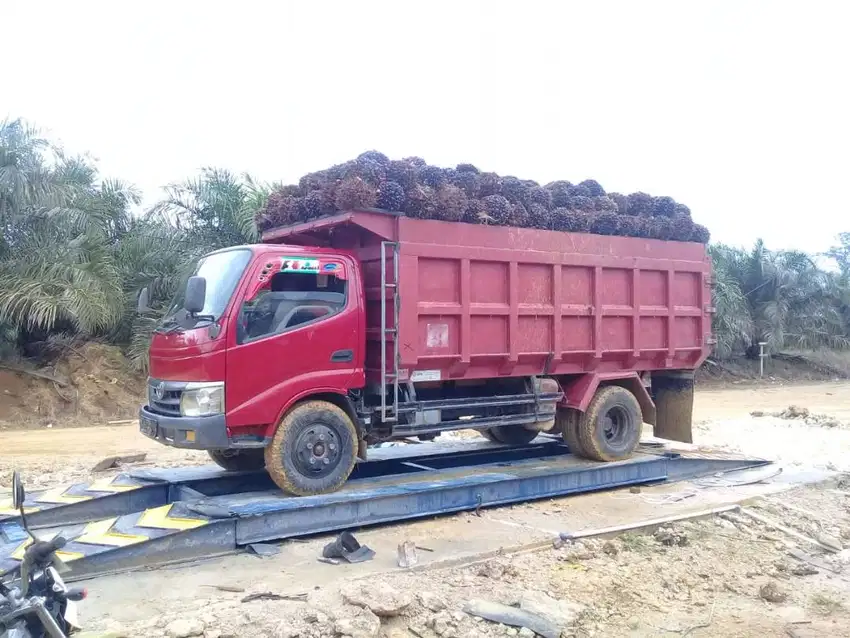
[{"left": 279, "top": 257, "right": 320, "bottom": 273}]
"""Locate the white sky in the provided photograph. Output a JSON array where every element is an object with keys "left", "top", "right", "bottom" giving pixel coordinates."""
[{"left": 5, "top": 1, "right": 849, "bottom": 253}]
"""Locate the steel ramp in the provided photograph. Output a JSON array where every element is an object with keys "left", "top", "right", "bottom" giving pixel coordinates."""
[{"left": 0, "top": 440, "right": 769, "bottom": 580}]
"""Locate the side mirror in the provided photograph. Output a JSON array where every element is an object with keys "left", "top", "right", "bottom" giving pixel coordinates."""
[
  {"left": 12, "top": 471, "right": 25, "bottom": 510},
  {"left": 185, "top": 276, "right": 207, "bottom": 314},
  {"left": 137, "top": 287, "right": 153, "bottom": 313}
]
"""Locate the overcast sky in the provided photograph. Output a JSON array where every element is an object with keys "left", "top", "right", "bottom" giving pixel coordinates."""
[{"left": 5, "top": 1, "right": 849, "bottom": 252}]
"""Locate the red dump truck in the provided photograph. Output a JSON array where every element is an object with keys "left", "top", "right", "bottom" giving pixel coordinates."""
[{"left": 139, "top": 210, "right": 713, "bottom": 495}]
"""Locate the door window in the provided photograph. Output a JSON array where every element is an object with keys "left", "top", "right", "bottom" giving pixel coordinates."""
[{"left": 237, "top": 271, "right": 347, "bottom": 343}]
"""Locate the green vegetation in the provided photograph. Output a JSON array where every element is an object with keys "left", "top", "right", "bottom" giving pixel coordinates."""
[
  {"left": 1, "top": 118, "right": 849, "bottom": 371},
  {"left": 0, "top": 119, "right": 273, "bottom": 370}
]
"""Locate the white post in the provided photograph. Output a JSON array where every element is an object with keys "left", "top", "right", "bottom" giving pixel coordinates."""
[{"left": 758, "top": 342, "right": 767, "bottom": 377}]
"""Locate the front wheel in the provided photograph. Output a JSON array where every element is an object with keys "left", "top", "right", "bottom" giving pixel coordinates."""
[
  {"left": 483, "top": 425, "right": 539, "bottom": 445},
  {"left": 208, "top": 448, "right": 266, "bottom": 471},
  {"left": 264, "top": 401, "right": 358, "bottom": 496}
]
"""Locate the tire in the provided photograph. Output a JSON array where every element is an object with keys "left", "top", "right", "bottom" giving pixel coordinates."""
[
  {"left": 208, "top": 449, "right": 266, "bottom": 471},
  {"left": 575, "top": 386, "right": 642, "bottom": 462},
  {"left": 264, "top": 400, "right": 358, "bottom": 496},
  {"left": 479, "top": 429, "right": 501, "bottom": 443},
  {"left": 486, "top": 425, "right": 539, "bottom": 445},
  {"left": 557, "top": 409, "right": 585, "bottom": 456}
]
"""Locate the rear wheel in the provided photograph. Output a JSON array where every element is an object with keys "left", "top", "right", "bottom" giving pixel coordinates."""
[
  {"left": 265, "top": 400, "right": 358, "bottom": 496},
  {"left": 557, "top": 409, "right": 585, "bottom": 456},
  {"left": 208, "top": 449, "right": 266, "bottom": 472},
  {"left": 485, "top": 425, "right": 539, "bottom": 445},
  {"left": 575, "top": 386, "right": 642, "bottom": 461}
]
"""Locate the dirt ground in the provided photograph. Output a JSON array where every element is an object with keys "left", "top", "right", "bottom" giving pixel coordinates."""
[{"left": 2, "top": 382, "right": 850, "bottom": 637}]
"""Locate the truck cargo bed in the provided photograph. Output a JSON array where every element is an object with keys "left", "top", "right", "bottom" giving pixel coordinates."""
[{"left": 263, "top": 210, "right": 713, "bottom": 385}]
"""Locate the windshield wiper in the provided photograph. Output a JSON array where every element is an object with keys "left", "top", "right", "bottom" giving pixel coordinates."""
[{"left": 154, "top": 319, "right": 182, "bottom": 335}]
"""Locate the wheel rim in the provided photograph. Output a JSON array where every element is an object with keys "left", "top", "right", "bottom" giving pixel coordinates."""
[
  {"left": 601, "top": 405, "right": 631, "bottom": 449},
  {"left": 293, "top": 423, "right": 343, "bottom": 478}
]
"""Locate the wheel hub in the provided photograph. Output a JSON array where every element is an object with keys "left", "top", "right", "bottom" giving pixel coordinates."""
[
  {"left": 294, "top": 424, "right": 341, "bottom": 477},
  {"left": 602, "top": 406, "right": 629, "bottom": 446}
]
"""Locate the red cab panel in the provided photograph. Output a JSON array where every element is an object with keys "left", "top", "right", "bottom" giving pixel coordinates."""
[{"left": 223, "top": 247, "right": 365, "bottom": 434}]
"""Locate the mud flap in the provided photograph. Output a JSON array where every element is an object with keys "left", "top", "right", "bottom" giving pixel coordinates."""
[{"left": 652, "top": 372, "right": 694, "bottom": 443}]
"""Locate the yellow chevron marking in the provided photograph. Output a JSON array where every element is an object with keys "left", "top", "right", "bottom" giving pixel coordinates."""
[
  {"left": 8, "top": 536, "right": 84, "bottom": 562},
  {"left": 74, "top": 518, "right": 148, "bottom": 547},
  {"left": 86, "top": 477, "right": 141, "bottom": 494},
  {"left": 0, "top": 500, "right": 39, "bottom": 516},
  {"left": 34, "top": 486, "right": 93, "bottom": 506},
  {"left": 136, "top": 504, "right": 207, "bottom": 531}
]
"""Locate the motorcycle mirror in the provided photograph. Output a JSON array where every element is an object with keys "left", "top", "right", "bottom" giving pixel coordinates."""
[{"left": 11, "top": 471, "right": 25, "bottom": 510}]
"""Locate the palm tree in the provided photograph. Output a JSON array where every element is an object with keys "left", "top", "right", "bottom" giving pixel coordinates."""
[
  {"left": 121, "top": 170, "right": 271, "bottom": 370},
  {"left": 710, "top": 240, "right": 850, "bottom": 357},
  {"left": 0, "top": 120, "right": 131, "bottom": 357},
  {"left": 151, "top": 168, "right": 272, "bottom": 249}
]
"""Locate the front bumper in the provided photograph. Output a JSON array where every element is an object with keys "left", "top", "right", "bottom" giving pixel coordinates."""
[{"left": 139, "top": 406, "right": 229, "bottom": 449}]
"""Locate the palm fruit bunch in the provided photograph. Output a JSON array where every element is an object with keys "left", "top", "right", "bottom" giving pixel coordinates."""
[{"left": 256, "top": 152, "right": 709, "bottom": 243}]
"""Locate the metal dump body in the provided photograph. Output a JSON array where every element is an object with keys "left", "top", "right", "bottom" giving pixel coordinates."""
[{"left": 263, "top": 210, "right": 713, "bottom": 385}]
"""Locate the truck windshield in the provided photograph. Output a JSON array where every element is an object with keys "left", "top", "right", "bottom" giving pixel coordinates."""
[{"left": 158, "top": 248, "right": 252, "bottom": 332}]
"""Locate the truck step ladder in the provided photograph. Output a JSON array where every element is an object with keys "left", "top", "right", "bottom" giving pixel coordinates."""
[{"left": 380, "top": 241, "right": 400, "bottom": 423}]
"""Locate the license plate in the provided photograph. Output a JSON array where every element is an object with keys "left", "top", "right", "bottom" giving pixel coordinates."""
[{"left": 140, "top": 416, "right": 158, "bottom": 438}]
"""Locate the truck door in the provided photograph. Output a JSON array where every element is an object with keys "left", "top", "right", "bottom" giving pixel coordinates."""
[{"left": 224, "top": 253, "right": 362, "bottom": 431}]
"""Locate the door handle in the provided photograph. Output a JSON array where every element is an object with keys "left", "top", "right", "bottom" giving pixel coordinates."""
[{"left": 331, "top": 349, "right": 354, "bottom": 363}]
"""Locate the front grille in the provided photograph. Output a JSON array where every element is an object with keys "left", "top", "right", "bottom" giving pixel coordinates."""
[{"left": 148, "top": 380, "right": 183, "bottom": 417}]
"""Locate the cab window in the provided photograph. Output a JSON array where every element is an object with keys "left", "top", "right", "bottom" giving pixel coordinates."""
[{"left": 238, "top": 271, "right": 347, "bottom": 343}]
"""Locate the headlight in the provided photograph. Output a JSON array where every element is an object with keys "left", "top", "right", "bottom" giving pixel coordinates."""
[{"left": 180, "top": 382, "right": 225, "bottom": 417}]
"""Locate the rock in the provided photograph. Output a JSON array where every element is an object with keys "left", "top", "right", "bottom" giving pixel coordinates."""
[
  {"left": 418, "top": 591, "right": 447, "bottom": 612},
  {"left": 716, "top": 518, "right": 736, "bottom": 530},
  {"left": 816, "top": 533, "right": 843, "bottom": 552},
  {"left": 303, "top": 608, "right": 329, "bottom": 624},
  {"left": 629, "top": 486, "right": 642, "bottom": 494},
  {"left": 341, "top": 582, "right": 413, "bottom": 617},
  {"left": 505, "top": 628, "right": 518, "bottom": 636},
  {"left": 790, "top": 564, "right": 818, "bottom": 576},
  {"left": 518, "top": 628, "right": 535, "bottom": 638},
  {"left": 602, "top": 540, "right": 619, "bottom": 556},
  {"left": 271, "top": 624, "right": 302, "bottom": 638},
  {"left": 653, "top": 527, "right": 688, "bottom": 547},
  {"left": 519, "top": 591, "right": 584, "bottom": 632},
  {"left": 427, "top": 611, "right": 454, "bottom": 636},
  {"left": 165, "top": 619, "right": 206, "bottom": 638},
  {"left": 204, "top": 631, "right": 221, "bottom": 638},
  {"left": 333, "top": 606, "right": 381, "bottom": 638},
  {"left": 476, "top": 560, "right": 518, "bottom": 579},
  {"left": 759, "top": 581, "right": 788, "bottom": 603},
  {"left": 464, "top": 599, "right": 560, "bottom": 638}
]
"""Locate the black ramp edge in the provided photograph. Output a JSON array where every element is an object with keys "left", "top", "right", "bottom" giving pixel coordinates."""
[{"left": 64, "top": 520, "right": 237, "bottom": 582}]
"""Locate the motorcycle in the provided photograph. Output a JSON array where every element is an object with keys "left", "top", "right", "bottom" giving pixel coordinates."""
[{"left": 1, "top": 471, "right": 86, "bottom": 637}]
